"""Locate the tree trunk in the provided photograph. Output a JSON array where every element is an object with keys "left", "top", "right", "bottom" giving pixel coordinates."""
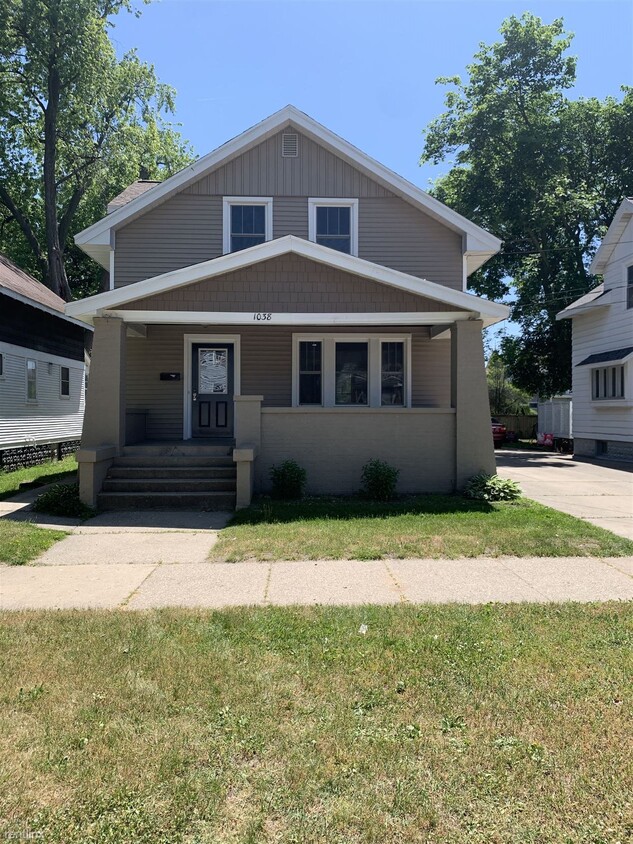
[{"left": 43, "top": 60, "right": 72, "bottom": 301}]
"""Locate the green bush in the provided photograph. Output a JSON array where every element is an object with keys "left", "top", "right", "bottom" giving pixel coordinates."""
[
  {"left": 269, "top": 459, "right": 307, "bottom": 500},
  {"left": 464, "top": 473, "right": 522, "bottom": 502},
  {"left": 361, "top": 459, "right": 400, "bottom": 501},
  {"left": 32, "top": 483, "right": 96, "bottom": 519}
]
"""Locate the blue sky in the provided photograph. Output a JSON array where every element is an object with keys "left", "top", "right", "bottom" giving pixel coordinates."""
[
  {"left": 109, "top": 0, "right": 633, "bottom": 345},
  {"left": 111, "top": 0, "right": 633, "bottom": 185}
]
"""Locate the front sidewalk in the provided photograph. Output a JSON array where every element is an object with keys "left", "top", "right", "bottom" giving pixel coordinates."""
[{"left": 2, "top": 554, "right": 632, "bottom": 611}]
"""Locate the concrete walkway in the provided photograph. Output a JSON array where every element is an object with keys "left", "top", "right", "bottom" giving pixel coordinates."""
[
  {"left": 2, "top": 554, "right": 632, "bottom": 610},
  {"left": 496, "top": 450, "right": 633, "bottom": 539}
]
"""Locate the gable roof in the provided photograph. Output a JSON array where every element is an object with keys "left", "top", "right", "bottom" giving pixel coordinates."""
[
  {"left": 590, "top": 197, "right": 633, "bottom": 275},
  {"left": 75, "top": 105, "right": 501, "bottom": 275},
  {"left": 66, "top": 235, "right": 509, "bottom": 327},
  {"left": 0, "top": 253, "right": 91, "bottom": 330}
]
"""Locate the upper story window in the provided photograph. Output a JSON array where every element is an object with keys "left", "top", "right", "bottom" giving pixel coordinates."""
[
  {"left": 222, "top": 197, "right": 273, "bottom": 254},
  {"left": 627, "top": 265, "right": 633, "bottom": 309},
  {"left": 308, "top": 198, "right": 358, "bottom": 256}
]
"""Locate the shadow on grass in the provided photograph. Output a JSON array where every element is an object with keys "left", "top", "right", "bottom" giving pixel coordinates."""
[
  {"left": 0, "top": 469, "right": 77, "bottom": 501},
  {"left": 229, "top": 494, "right": 496, "bottom": 526}
]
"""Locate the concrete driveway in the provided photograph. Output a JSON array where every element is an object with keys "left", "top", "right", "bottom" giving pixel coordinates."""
[{"left": 496, "top": 450, "right": 633, "bottom": 540}]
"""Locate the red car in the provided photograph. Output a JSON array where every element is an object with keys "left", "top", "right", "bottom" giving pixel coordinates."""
[{"left": 491, "top": 418, "right": 507, "bottom": 447}]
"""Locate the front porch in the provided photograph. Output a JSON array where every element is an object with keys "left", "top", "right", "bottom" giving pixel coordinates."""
[{"left": 76, "top": 315, "right": 496, "bottom": 509}]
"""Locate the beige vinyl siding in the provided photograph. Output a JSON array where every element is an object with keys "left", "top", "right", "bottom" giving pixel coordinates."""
[
  {"left": 183, "top": 128, "right": 392, "bottom": 198},
  {"left": 0, "top": 342, "right": 85, "bottom": 448},
  {"left": 119, "top": 255, "right": 457, "bottom": 314},
  {"left": 273, "top": 196, "right": 308, "bottom": 239},
  {"left": 359, "top": 196, "right": 462, "bottom": 289},
  {"left": 113, "top": 127, "right": 465, "bottom": 289},
  {"left": 114, "top": 195, "right": 223, "bottom": 288},
  {"left": 125, "top": 324, "right": 451, "bottom": 439}
]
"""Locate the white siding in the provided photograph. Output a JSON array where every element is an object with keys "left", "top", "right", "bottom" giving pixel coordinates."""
[
  {"left": 0, "top": 341, "right": 86, "bottom": 449},
  {"left": 570, "top": 216, "right": 633, "bottom": 443}
]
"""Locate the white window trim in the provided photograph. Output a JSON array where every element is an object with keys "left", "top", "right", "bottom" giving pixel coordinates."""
[
  {"left": 591, "top": 364, "right": 626, "bottom": 401},
  {"left": 222, "top": 197, "right": 273, "bottom": 255},
  {"left": 308, "top": 198, "right": 359, "bottom": 256},
  {"left": 292, "top": 333, "right": 411, "bottom": 408}
]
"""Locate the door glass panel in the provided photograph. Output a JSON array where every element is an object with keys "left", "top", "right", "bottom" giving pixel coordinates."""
[{"left": 199, "top": 349, "right": 228, "bottom": 394}]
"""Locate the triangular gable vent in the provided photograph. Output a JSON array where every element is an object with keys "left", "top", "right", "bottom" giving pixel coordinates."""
[{"left": 281, "top": 132, "right": 298, "bottom": 157}]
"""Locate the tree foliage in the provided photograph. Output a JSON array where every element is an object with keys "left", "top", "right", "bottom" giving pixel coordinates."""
[
  {"left": 421, "top": 13, "right": 633, "bottom": 396},
  {"left": 486, "top": 351, "right": 532, "bottom": 415},
  {"left": 0, "top": 0, "right": 193, "bottom": 299}
]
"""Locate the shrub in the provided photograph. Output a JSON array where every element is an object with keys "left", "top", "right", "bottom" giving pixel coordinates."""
[
  {"left": 32, "top": 483, "right": 96, "bottom": 519},
  {"left": 269, "top": 459, "right": 307, "bottom": 500},
  {"left": 361, "top": 459, "right": 400, "bottom": 501},
  {"left": 464, "top": 473, "right": 522, "bottom": 502}
]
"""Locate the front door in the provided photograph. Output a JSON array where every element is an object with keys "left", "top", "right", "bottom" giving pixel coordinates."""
[{"left": 191, "top": 344, "right": 234, "bottom": 438}]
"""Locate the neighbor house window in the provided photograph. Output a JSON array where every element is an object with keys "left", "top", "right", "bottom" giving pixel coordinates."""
[
  {"left": 308, "top": 199, "right": 358, "bottom": 255},
  {"left": 0, "top": 353, "right": 3, "bottom": 377},
  {"left": 222, "top": 197, "right": 273, "bottom": 254},
  {"left": 298, "top": 341, "right": 322, "bottom": 405},
  {"left": 627, "top": 265, "right": 633, "bottom": 309},
  {"left": 592, "top": 365, "right": 625, "bottom": 399},
  {"left": 293, "top": 335, "right": 410, "bottom": 408},
  {"left": 26, "top": 359, "right": 37, "bottom": 400},
  {"left": 60, "top": 366, "right": 70, "bottom": 397}
]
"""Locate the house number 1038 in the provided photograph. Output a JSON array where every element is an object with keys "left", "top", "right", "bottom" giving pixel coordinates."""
[{"left": 253, "top": 312, "right": 272, "bottom": 321}]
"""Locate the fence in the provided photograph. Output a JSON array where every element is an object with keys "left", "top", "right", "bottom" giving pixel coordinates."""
[{"left": 493, "top": 415, "right": 537, "bottom": 440}]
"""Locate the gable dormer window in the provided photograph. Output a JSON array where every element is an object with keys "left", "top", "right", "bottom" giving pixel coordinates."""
[
  {"left": 308, "top": 198, "right": 358, "bottom": 256},
  {"left": 222, "top": 197, "right": 273, "bottom": 254}
]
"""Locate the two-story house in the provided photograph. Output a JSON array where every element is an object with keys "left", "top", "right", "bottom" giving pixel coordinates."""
[
  {"left": 557, "top": 197, "right": 633, "bottom": 462},
  {"left": 67, "top": 106, "right": 509, "bottom": 509}
]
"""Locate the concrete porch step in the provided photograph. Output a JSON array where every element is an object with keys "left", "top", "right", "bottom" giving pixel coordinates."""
[
  {"left": 108, "top": 465, "right": 237, "bottom": 480},
  {"left": 114, "top": 456, "right": 235, "bottom": 469},
  {"left": 97, "top": 491, "right": 236, "bottom": 511},
  {"left": 122, "top": 444, "right": 233, "bottom": 458},
  {"left": 102, "top": 478, "right": 236, "bottom": 493}
]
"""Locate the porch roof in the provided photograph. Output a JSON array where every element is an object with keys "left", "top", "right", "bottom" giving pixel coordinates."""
[{"left": 66, "top": 236, "right": 510, "bottom": 329}]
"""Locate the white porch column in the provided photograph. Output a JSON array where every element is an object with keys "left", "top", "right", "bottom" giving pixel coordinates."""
[
  {"left": 77, "top": 316, "right": 126, "bottom": 506},
  {"left": 451, "top": 319, "right": 496, "bottom": 488}
]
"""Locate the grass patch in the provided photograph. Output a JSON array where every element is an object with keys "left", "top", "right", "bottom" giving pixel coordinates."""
[
  {"left": 212, "top": 495, "right": 633, "bottom": 561},
  {"left": 32, "top": 482, "right": 96, "bottom": 520},
  {"left": 0, "top": 604, "right": 631, "bottom": 842},
  {"left": 0, "top": 456, "right": 77, "bottom": 501},
  {"left": 0, "top": 520, "right": 67, "bottom": 565}
]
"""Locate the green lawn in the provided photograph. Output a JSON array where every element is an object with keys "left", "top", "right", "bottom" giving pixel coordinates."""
[
  {"left": 212, "top": 495, "right": 633, "bottom": 561},
  {"left": 0, "top": 520, "right": 67, "bottom": 565},
  {"left": 0, "top": 455, "right": 77, "bottom": 500},
  {"left": 0, "top": 605, "right": 631, "bottom": 843}
]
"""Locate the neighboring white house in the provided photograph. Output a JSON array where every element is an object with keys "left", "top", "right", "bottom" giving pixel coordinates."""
[
  {"left": 557, "top": 197, "right": 633, "bottom": 462},
  {"left": 0, "top": 254, "right": 92, "bottom": 458}
]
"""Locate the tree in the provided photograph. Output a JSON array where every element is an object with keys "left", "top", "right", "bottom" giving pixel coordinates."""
[
  {"left": 421, "top": 13, "right": 633, "bottom": 396},
  {"left": 0, "top": 0, "right": 193, "bottom": 300},
  {"left": 486, "top": 351, "right": 532, "bottom": 415}
]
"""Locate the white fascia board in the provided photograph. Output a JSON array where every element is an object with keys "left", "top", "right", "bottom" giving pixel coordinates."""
[
  {"left": 556, "top": 288, "right": 613, "bottom": 320},
  {"left": 2, "top": 287, "right": 93, "bottom": 331},
  {"left": 105, "top": 310, "right": 476, "bottom": 326},
  {"left": 590, "top": 198, "right": 633, "bottom": 275},
  {"left": 66, "top": 236, "right": 510, "bottom": 322},
  {"left": 74, "top": 105, "right": 501, "bottom": 262}
]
